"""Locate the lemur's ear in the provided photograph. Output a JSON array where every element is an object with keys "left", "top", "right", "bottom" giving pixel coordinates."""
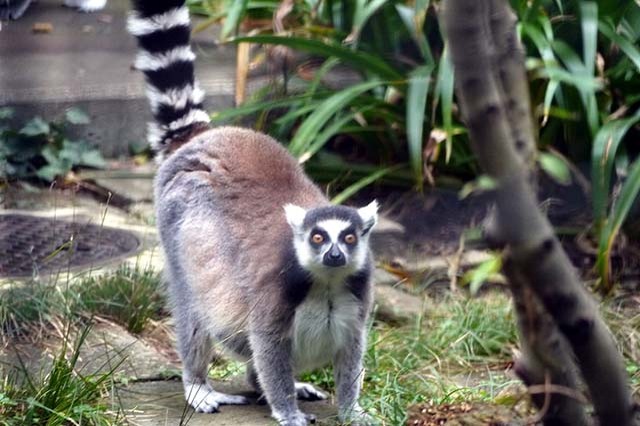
[
  {"left": 284, "top": 204, "right": 307, "bottom": 233},
  {"left": 358, "top": 200, "right": 379, "bottom": 236}
]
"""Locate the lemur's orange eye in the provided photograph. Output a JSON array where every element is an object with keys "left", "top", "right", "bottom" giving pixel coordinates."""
[
  {"left": 312, "top": 233, "right": 324, "bottom": 244},
  {"left": 344, "top": 234, "right": 357, "bottom": 244}
]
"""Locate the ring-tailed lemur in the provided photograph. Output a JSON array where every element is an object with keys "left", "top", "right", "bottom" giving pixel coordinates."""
[{"left": 127, "top": 1, "right": 377, "bottom": 425}]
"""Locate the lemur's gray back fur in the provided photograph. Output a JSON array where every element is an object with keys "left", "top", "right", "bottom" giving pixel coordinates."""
[{"left": 128, "top": 1, "right": 375, "bottom": 425}]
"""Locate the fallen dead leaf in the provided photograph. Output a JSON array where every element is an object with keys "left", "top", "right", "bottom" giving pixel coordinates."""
[{"left": 32, "top": 22, "right": 53, "bottom": 33}]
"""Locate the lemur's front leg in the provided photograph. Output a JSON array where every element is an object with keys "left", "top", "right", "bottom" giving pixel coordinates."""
[
  {"left": 334, "top": 329, "right": 375, "bottom": 425},
  {"left": 249, "top": 328, "right": 315, "bottom": 426}
]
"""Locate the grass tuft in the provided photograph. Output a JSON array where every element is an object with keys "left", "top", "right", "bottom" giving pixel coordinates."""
[
  {"left": 0, "top": 326, "right": 121, "bottom": 426},
  {"left": 75, "top": 266, "right": 165, "bottom": 334},
  {"left": 0, "top": 281, "right": 69, "bottom": 341}
]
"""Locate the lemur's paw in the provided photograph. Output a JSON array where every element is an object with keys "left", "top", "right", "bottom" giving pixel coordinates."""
[
  {"left": 274, "top": 410, "right": 316, "bottom": 426},
  {"left": 184, "top": 383, "right": 249, "bottom": 413},
  {"left": 64, "top": 0, "right": 107, "bottom": 12},
  {"left": 295, "top": 382, "right": 327, "bottom": 401}
]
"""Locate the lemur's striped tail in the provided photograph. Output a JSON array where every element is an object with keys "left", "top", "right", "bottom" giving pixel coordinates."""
[{"left": 127, "top": 0, "right": 210, "bottom": 161}]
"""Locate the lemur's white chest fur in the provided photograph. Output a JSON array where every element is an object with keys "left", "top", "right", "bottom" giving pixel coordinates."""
[{"left": 292, "top": 277, "right": 361, "bottom": 371}]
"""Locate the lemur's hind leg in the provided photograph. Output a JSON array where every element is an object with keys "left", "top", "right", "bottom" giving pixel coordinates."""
[
  {"left": 247, "top": 362, "right": 327, "bottom": 402},
  {"left": 174, "top": 308, "right": 249, "bottom": 413}
]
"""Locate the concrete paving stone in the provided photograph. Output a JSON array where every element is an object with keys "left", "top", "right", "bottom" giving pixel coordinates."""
[
  {"left": 119, "top": 379, "right": 338, "bottom": 426},
  {"left": 0, "top": 0, "right": 255, "bottom": 157},
  {"left": 80, "top": 163, "right": 156, "bottom": 203}
]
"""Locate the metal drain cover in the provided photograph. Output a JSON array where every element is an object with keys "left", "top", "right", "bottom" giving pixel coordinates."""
[{"left": 0, "top": 214, "right": 141, "bottom": 278}]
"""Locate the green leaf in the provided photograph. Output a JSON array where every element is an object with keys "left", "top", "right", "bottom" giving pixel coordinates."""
[
  {"left": 331, "top": 166, "right": 398, "bottom": 204},
  {"left": 599, "top": 19, "right": 640, "bottom": 72},
  {"left": 41, "top": 145, "right": 60, "bottom": 165},
  {"left": 304, "top": 57, "right": 341, "bottom": 104},
  {"left": 597, "top": 156, "right": 640, "bottom": 292},
  {"left": 395, "top": 3, "right": 433, "bottom": 64},
  {"left": 435, "top": 46, "right": 455, "bottom": 162},
  {"left": 407, "top": 65, "right": 433, "bottom": 189},
  {"left": 348, "top": 0, "right": 389, "bottom": 44},
  {"left": 19, "top": 117, "right": 50, "bottom": 137},
  {"left": 59, "top": 140, "right": 83, "bottom": 164},
  {"left": 580, "top": 2, "right": 598, "bottom": 78},
  {"left": 459, "top": 175, "right": 498, "bottom": 199},
  {"left": 539, "top": 151, "right": 571, "bottom": 185},
  {"left": 220, "top": 0, "right": 248, "bottom": 41},
  {"left": 65, "top": 107, "right": 91, "bottom": 125},
  {"left": 232, "top": 35, "right": 403, "bottom": 81},
  {"left": 521, "top": 23, "right": 555, "bottom": 62},
  {"left": 542, "top": 80, "right": 560, "bottom": 122},
  {"left": 211, "top": 93, "right": 314, "bottom": 123},
  {"left": 591, "top": 111, "right": 640, "bottom": 225},
  {"left": 0, "top": 107, "right": 14, "bottom": 120},
  {"left": 463, "top": 255, "right": 502, "bottom": 296},
  {"left": 299, "top": 106, "right": 374, "bottom": 163},
  {"left": 80, "top": 149, "right": 106, "bottom": 168},
  {"left": 289, "top": 80, "right": 383, "bottom": 156},
  {"left": 550, "top": 39, "right": 599, "bottom": 134},
  {"left": 35, "top": 163, "right": 69, "bottom": 181}
]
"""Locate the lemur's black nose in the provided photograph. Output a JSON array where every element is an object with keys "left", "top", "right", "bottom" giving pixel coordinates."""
[{"left": 323, "top": 244, "right": 346, "bottom": 267}]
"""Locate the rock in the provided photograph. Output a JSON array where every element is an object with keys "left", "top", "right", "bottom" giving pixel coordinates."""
[
  {"left": 374, "top": 282, "right": 426, "bottom": 324},
  {"left": 0, "top": 322, "right": 178, "bottom": 381},
  {"left": 80, "top": 321, "right": 179, "bottom": 380}
]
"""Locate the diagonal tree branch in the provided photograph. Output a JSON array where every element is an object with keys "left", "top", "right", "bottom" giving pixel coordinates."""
[{"left": 441, "top": 1, "right": 636, "bottom": 425}]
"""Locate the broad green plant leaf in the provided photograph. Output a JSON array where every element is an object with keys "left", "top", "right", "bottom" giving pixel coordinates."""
[
  {"left": 459, "top": 175, "right": 498, "bottom": 199},
  {"left": 539, "top": 151, "right": 571, "bottom": 185},
  {"left": 407, "top": 65, "right": 434, "bottom": 189},
  {"left": 591, "top": 110, "right": 640, "bottom": 227},
  {"left": 19, "top": 117, "right": 49, "bottom": 137},
  {"left": 463, "top": 254, "right": 503, "bottom": 296},
  {"left": 65, "top": 107, "right": 91, "bottom": 125},
  {"left": 597, "top": 156, "right": 640, "bottom": 293},
  {"left": 220, "top": 0, "right": 248, "bottom": 41},
  {"left": 289, "top": 80, "right": 383, "bottom": 156},
  {"left": 232, "top": 35, "right": 403, "bottom": 81},
  {"left": 0, "top": 107, "right": 14, "bottom": 120}
]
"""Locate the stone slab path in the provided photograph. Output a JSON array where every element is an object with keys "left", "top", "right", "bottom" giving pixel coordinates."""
[{"left": 119, "top": 380, "right": 337, "bottom": 426}]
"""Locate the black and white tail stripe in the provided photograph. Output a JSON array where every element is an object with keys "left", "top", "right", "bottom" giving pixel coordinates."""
[{"left": 127, "top": 0, "right": 209, "bottom": 160}]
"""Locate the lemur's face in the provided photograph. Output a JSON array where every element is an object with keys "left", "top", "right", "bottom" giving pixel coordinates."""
[{"left": 285, "top": 201, "right": 378, "bottom": 272}]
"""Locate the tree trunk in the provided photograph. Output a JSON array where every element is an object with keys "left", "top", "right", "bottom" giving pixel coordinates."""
[{"left": 441, "top": 1, "right": 636, "bottom": 424}]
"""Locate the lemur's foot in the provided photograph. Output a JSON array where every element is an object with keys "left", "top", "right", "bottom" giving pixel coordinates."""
[
  {"left": 295, "top": 382, "right": 327, "bottom": 401},
  {"left": 274, "top": 410, "right": 316, "bottom": 426},
  {"left": 184, "top": 382, "right": 249, "bottom": 413},
  {"left": 256, "top": 382, "right": 327, "bottom": 405},
  {"left": 63, "top": 0, "right": 106, "bottom": 12}
]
